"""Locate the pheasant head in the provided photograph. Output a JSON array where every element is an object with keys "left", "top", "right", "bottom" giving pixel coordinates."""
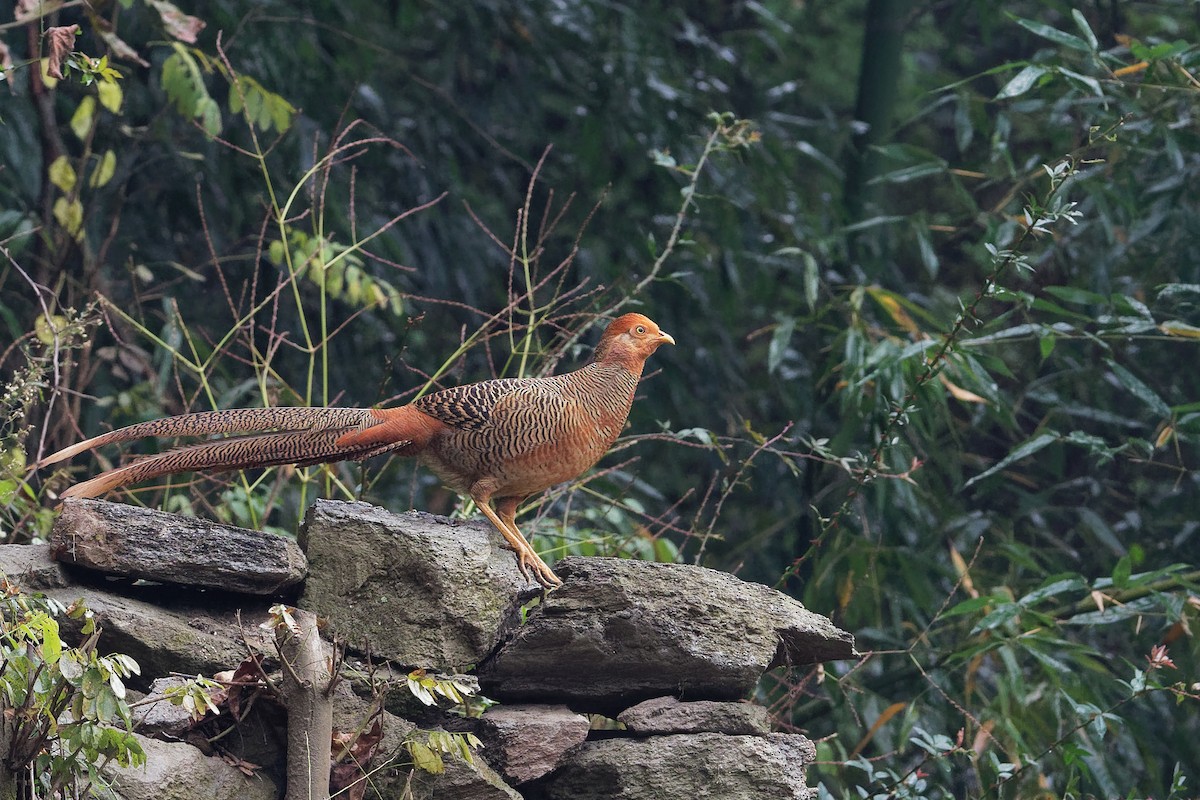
[{"left": 592, "top": 313, "right": 675, "bottom": 373}]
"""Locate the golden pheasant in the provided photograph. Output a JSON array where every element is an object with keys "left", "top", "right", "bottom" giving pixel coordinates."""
[{"left": 37, "top": 313, "right": 674, "bottom": 587}]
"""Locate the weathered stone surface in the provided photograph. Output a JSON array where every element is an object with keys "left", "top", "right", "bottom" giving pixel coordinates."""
[
  {"left": 299, "top": 500, "right": 535, "bottom": 669},
  {"left": 618, "top": 696, "right": 771, "bottom": 736},
  {"left": 478, "top": 557, "right": 855, "bottom": 711},
  {"left": 405, "top": 748, "right": 524, "bottom": 800},
  {"left": 475, "top": 704, "right": 591, "bottom": 784},
  {"left": 52, "top": 498, "right": 307, "bottom": 595},
  {"left": 0, "top": 543, "right": 72, "bottom": 589},
  {"left": 534, "top": 732, "right": 816, "bottom": 800},
  {"left": 132, "top": 677, "right": 198, "bottom": 738},
  {"left": 327, "top": 681, "right": 522, "bottom": 800},
  {"left": 104, "top": 732, "right": 280, "bottom": 800},
  {"left": 44, "top": 587, "right": 273, "bottom": 682}
]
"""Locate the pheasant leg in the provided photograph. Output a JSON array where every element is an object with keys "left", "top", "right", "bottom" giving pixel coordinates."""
[
  {"left": 494, "top": 495, "right": 562, "bottom": 587},
  {"left": 472, "top": 488, "right": 561, "bottom": 588}
]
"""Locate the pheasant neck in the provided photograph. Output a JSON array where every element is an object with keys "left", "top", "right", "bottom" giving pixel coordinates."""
[{"left": 591, "top": 343, "right": 651, "bottom": 378}]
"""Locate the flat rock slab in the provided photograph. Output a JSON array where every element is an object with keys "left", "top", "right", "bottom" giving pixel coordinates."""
[
  {"left": 478, "top": 557, "right": 855, "bottom": 711},
  {"left": 132, "top": 676, "right": 198, "bottom": 737},
  {"left": 0, "top": 543, "right": 72, "bottom": 590},
  {"left": 44, "top": 586, "right": 274, "bottom": 682},
  {"left": 475, "top": 704, "right": 591, "bottom": 785},
  {"left": 52, "top": 498, "right": 306, "bottom": 595},
  {"left": 299, "top": 500, "right": 536, "bottom": 670},
  {"left": 405, "top": 750, "right": 523, "bottom": 800},
  {"left": 104, "top": 732, "right": 280, "bottom": 800},
  {"left": 618, "top": 696, "right": 771, "bottom": 736},
  {"left": 535, "top": 732, "right": 816, "bottom": 800}
]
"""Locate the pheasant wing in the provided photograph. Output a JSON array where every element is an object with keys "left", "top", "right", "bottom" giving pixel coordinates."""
[{"left": 415, "top": 378, "right": 577, "bottom": 451}]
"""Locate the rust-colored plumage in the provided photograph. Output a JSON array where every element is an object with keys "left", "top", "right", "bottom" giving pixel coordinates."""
[{"left": 37, "top": 313, "right": 675, "bottom": 587}]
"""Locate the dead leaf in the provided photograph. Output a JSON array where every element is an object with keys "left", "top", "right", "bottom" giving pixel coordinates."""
[
  {"left": 45, "top": 26, "right": 79, "bottom": 81},
  {"left": 849, "top": 701, "right": 907, "bottom": 757},
  {"left": 94, "top": 20, "right": 150, "bottom": 67},
  {"left": 971, "top": 719, "right": 995, "bottom": 756},
  {"left": 948, "top": 543, "right": 978, "bottom": 598},
  {"left": 330, "top": 713, "right": 384, "bottom": 800},
  {"left": 939, "top": 373, "right": 988, "bottom": 404},
  {"left": 224, "top": 654, "right": 267, "bottom": 721},
  {"left": 148, "top": 0, "right": 206, "bottom": 43},
  {"left": 17, "top": 0, "right": 61, "bottom": 22},
  {"left": 330, "top": 763, "right": 368, "bottom": 800},
  {"left": 1113, "top": 61, "right": 1149, "bottom": 78}
]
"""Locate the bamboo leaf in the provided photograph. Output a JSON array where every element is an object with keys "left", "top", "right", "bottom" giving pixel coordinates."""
[
  {"left": 1106, "top": 360, "right": 1171, "bottom": 419},
  {"left": 996, "top": 65, "right": 1049, "bottom": 99},
  {"left": 964, "top": 432, "right": 1058, "bottom": 488},
  {"left": 1013, "top": 16, "right": 1091, "bottom": 51}
]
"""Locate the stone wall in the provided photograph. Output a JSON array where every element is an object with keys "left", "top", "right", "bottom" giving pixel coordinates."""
[{"left": 0, "top": 498, "right": 855, "bottom": 800}]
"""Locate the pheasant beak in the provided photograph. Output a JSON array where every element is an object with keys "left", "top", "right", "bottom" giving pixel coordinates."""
[{"left": 659, "top": 331, "right": 676, "bottom": 346}]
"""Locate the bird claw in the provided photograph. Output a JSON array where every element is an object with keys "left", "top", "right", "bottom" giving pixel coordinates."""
[{"left": 517, "top": 550, "right": 563, "bottom": 589}]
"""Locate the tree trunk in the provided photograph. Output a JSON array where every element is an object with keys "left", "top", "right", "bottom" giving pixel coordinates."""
[{"left": 278, "top": 608, "right": 333, "bottom": 800}]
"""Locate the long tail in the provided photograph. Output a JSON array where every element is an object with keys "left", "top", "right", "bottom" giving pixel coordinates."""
[
  {"left": 37, "top": 407, "right": 376, "bottom": 467},
  {"left": 39, "top": 406, "right": 419, "bottom": 500}
]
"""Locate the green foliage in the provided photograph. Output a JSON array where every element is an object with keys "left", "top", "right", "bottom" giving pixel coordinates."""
[
  {"left": 162, "top": 44, "right": 296, "bottom": 136},
  {"left": 0, "top": 307, "right": 94, "bottom": 543},
  {"left": 267, "top": 230, "right": 404, "bottom": 317},
  {"left": 4, "top": 1, "right": 1200, "bottom": 797},
  {"left": 0, "top": 584, "right": 144, "bottom": 797},
  {"left": 161, "top": 44, "right": 222, "bottom": 135},
  {"left": 394, "top": 669, "right": 484, "bottom": 775},
  {"left": 404, "top": 729, "right": 483, "bottom": 776},
  {"left": 158, "top": 675, "right": 223, "bottom": 721}
]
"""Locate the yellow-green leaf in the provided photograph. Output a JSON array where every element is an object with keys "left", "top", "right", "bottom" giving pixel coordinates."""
[
  {"left": 269, "top": 95, "right": 295, "bottom": 133},
  {"left": 52, "top": 197, "right": 84, "bottom": 239},
  {"left": 39, "top": 617, "right": 62, "bottom": 666},
  {"left": 97, "top": 79, "right": 123, "bottom": 112},
  {"left": 1160, "top": 320, "right": 1200, "bottom": 339},
  {"left": 35, "top": 313, "right": 69, "bottom": 345},
  {"left": 70, "top": 95, "right": 96, "bottom": 141},
  {"left": 267, "top": 239, "right": 285, "bottom": 266},
  {"left": 89, "top": 150, "right": 116, "bottom": 188},
  {"left": 48, "top": 155, "right": 77, "bottom": 192},
  {"left": 409, "top": 741, "right": 444, "bottom": 774},
  {"left": 40, "top": 57, "right": 60, "bottom": 89},
  {"left": 198, "top": 96, "right": 221, "bottom": 136},
  {"left": 1155, "top": 424, "right": 1174, "bottom": 449}
]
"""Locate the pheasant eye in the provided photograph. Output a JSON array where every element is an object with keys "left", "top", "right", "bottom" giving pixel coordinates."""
[{"left": 635, "top": 325, "right": 647, "bottom": 335}]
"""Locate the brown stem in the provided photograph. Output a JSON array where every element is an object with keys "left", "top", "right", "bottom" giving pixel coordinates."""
[{"left": 277, "top": 608, "right": 333, "bottom": 800}]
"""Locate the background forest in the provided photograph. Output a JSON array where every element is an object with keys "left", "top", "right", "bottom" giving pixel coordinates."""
[{"left": 2, "top": 0, "right": 1199, "bottom": 797}]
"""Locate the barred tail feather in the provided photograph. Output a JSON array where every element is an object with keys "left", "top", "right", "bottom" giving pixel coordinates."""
[
  {"left": 58, "top": 426, "right": 412, "bottom": 499},
  {"left": 38, "top": 407, "right": 379, "bottom": 468}
]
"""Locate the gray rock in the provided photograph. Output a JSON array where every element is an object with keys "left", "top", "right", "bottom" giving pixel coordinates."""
[
  {"left": 331, "top": 679, "right": 418, "bottom": 749},
  {"left": 299, "top": 501, "right": 535, "bottom": 669},
  {"left": 133, "top": 677, "right": 200, "bottom": 737},
  {"left": 52, "top": 498, "right": 307, "bottom": 595},
  {"left": 344, "top": 720, "right": 522, "bottom": 800},
  {"left": 476, "top": 704, "right": 591, "bottom": 784},
  {"left": 618, "top": 696, "right": 771, "bottom": 736},
  {"left": 45, "top": 587, "right": 274, "bottom": 682},
  {"left": 0, "top": 543, "right": 72, "bottom": 589},
  {"left": 478, "top": 557, "right": 855, "bottom": 711},
  {"left": 404, "top": 748, "right": 523, "bottom": 800},
  {"left": 327, "top": 681, "right": 420, "bottom": 799},
  {"left": 537, "top": 732, "right": 816, "bottom": 800},
  {"left": 104, "top": 732, "right": 280, "bottom": 800}
]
